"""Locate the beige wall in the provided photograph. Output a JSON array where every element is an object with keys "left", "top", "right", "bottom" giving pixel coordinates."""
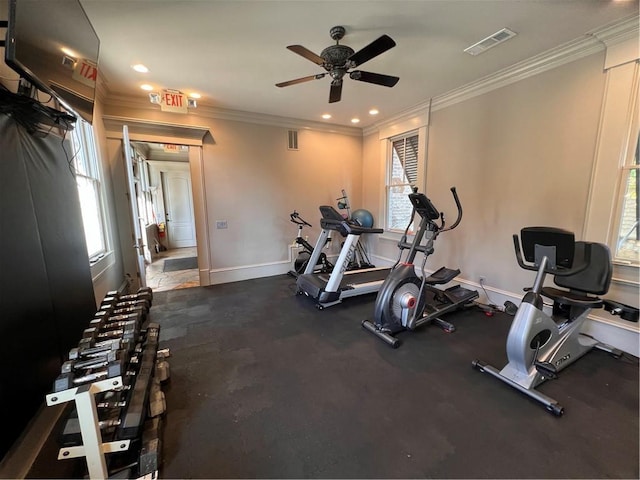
[
  {"left": 201, "top": 119, "right": 362, "bottom": 269},
  {"left": 100, "top": 104, "right": 362, "bottom": 284},
  {"left": 364, "top": 52, "right": 607, "bottom": 292},
  {"left": 427, "top": 52, "right": 606, "bottom": 291}
]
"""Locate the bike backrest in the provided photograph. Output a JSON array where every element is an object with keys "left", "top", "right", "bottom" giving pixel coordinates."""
[
  {"left": 521, "top": 226, "right": 574, "bottom": 269},
  {"left": 554, "top": 241, "right": 612, "bottom": 296}
]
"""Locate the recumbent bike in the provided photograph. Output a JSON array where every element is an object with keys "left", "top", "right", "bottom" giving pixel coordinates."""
[
  {"left": 362, "top": 187, "right": 479, "bottom": 348},
  {"left": 472, "top": 227, "right": 639, "bottom": 416}
]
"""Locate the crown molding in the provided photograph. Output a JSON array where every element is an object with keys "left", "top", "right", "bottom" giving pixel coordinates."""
[
  {"left": 102, "top": 114, "right": 210, "bottom": 145},
  {"left": 590, "top": 14, "right": 640, "bottom": 47},
  {"left": 102, "top": 93, "right": 363, "bottom": 137},
  {"left": 364, "top": 15, "right": 638, "bottom": 136}
]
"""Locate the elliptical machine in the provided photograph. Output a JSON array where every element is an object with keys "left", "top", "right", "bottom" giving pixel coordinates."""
[
  {"left": 472, "top": 227, "right": 639, "bottom": 416},
  {"left": 362, "top": 187, "right": 479, "bottom": 348},
  {"left": 288, "top": 211, "right": 333, "bottom": 278}
]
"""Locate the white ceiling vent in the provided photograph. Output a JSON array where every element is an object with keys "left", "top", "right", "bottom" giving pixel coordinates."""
[{"left": 464, "top": 28, "right": 517, "bottom": 56}]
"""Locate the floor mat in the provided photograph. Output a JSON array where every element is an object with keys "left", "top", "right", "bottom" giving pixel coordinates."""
[{"left": 163, "top": 256, "right": 198, "bottom": 272}]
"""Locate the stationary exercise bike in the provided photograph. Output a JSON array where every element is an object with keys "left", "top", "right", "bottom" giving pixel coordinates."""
[
  {"left": 362, "top": 187, "right": 479, "bottom": 348},
  {"left": 288, "top": 211, "right": 333, "bottom": 278},
  {"left": 472, "top": 227, "right": 639, "bottom": 416}
]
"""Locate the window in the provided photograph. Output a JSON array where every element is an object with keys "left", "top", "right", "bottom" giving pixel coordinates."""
[
  {"left": 69, "top": 121, "right": 108, "bottom": 261},
  {"left": 614, "top": 133, "right": 639, "bottom": 265},
  {"left": 386, "top": 132, "right": 420, "bottom": 232}
]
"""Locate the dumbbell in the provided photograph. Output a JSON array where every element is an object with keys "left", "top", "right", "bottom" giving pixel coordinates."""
[
  {"left": 82, "top": 323, "right": 139, "bottom": 343},
  {"left": 54, "top": 349, "right": 143, "bottom": 392},
  {"left": 106, "top": 287, "right": 153, "bottom": 305},
  {"left": 99, "top": 294, "right": 150, "bottom": 314},
  {"left": 53, "top": 359, "right": 132, "bottom": 392},
  {"left": 60, "top": 417, "right": 123, "bottom": 445},
  {"left": 96, "top": 400, "right": 127, "bottom": 409},
  {"left": 61, "top": 350, "right": 126, "bottom": 373},
  {"left": 89, "top": 311, "right": 142, "bottom": 331},
  {"left": 69, "top": 338, "right": 123, "bottom": 361},
  {"left": 100, "top": 302, "right": 149, "bottom": 321},
  {"left": 94, "top": 304, "right": 147, "bottom": 326}
]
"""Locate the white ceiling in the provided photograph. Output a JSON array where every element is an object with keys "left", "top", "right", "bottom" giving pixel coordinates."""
[{"left": 81, "top": 0, "right": 639, "bottom": 129}]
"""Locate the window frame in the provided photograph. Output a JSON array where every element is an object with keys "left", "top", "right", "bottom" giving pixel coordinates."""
[
  {"left": 611, "top": 124, "right": 640, "bottom": 267},
  {"left": 69, "top": 120, "right": 110, "bottom": 263},
  {"left": 384, "top": 129, "right": 427, "bottom": 234}
]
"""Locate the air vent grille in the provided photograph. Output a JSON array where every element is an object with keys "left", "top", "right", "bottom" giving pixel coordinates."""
[
  {"left": 288, "top": 130, "right": 299, "bottom": 150},
  {"left": 464, "top": 28, "right": 517, "bottom": 56}
]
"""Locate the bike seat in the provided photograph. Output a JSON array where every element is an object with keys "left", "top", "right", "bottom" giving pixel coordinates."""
[
  {"left": 540, "top": 287, "right": 603, "bottom": 308},
  {"left": 541, "top": 241, "right": 612, "bottom": 309}
]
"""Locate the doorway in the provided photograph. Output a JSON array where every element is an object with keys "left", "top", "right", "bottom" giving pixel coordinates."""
[{"left": 130, "top": 141, "right": 200, "bottom": 292}]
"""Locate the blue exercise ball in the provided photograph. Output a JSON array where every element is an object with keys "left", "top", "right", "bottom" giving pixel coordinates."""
[{"left": 351, "top": 209, "right": 374, "bottom": 228}]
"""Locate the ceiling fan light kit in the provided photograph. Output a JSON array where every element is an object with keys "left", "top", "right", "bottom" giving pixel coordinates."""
[{"left": 276, "top": 26, "right": 399, "bottom": 103}]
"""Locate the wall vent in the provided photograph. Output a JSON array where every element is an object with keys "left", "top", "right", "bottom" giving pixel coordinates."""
[
  {"left": 287, "top": 130, "right": 299, "bottom": 150},
  {"left": 464, "top": 28, "right": 517, "bottom": 56}
]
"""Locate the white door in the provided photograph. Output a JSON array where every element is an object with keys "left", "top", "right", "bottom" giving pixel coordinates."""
[
  {"left": 122, "top": 125, "right": 147, "bottom": 288},
  {"left": 163, "top": 169, "right": 196, "bottom": 248}
]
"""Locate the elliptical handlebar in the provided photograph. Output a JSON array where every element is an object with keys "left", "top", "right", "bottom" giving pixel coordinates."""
[{"left": 440, "top": 187, "right": 463, "bottom": 233}]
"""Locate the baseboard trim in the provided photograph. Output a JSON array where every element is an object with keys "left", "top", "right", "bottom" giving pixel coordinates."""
[
  {"left": 369, "top": 254, "right": 639, "bottom": 357},
  {"left": 207, "top": 245, "right": 301, "bottom": 285}
]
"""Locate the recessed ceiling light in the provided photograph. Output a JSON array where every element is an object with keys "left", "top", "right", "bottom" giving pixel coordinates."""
[
  {"left": 189, "top": 92, "right": 201, "bottom": 99},
  {"left": 140, "top": 84, "right": 154, "bottom": 91},
  {"left": 322, "top": 114, "right": 331, "bottom": 119},
  {"left": 351, "top": 118, "right": 360, "bottom": 124},
  {"left": 369, "top": 109, "right": 379, "bottom": 115},
  {"left": 132, "top": 64, "right": 149, "bottom": 73}
]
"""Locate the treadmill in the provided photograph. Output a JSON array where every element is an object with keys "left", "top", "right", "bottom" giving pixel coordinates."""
[{"left": 296, "top": 205, "right": 390, "bottom": 309}]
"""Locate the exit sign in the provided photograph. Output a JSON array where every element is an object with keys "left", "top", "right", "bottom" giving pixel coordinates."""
[
  {"left": 160, "top": 89, "right": 188, "bottom": 113},
  {"left": 72, "top": 59, "right": 98, "bottom": 88}
]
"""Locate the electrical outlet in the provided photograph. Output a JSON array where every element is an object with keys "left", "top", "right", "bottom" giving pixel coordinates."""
[{"left": 479, "top": 276, "right": 486, "bottom": 284}]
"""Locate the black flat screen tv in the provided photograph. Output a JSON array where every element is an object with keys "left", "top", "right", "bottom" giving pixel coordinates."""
[{"left": 4, "top": 0, "right": 100, "bottom": 124}]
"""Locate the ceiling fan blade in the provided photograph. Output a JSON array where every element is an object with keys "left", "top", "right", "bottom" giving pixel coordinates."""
[
  {"left": 329, "top": 81, "right": 343, "bottom": 103},
  {"left": 350, "top": 70, "right": 399, "bottom": 87},
  {"left": 287, "top": 45, "right": 325, "bottom": 66},
  {"left": 276, "top": 73, "right": 326, "bottom": 88},
  {"left": 347, "top": 34, "right": 396, "bottom": 67}
]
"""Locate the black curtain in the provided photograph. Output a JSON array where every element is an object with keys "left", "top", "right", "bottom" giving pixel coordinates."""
[{"left": 0, "top": 114, "right": 96, "bottom": 459}]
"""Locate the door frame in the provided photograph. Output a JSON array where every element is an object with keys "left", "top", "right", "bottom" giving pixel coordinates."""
[
  {"left": 104, "top": 116, "right": 211, "bottom": 287},
  {"left": 160, "top": 164, "right": 197, "bottom": 249}
]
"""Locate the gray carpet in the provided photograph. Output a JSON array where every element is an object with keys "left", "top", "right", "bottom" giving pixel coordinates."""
[
  {"left": 26, "top": 274, "right": 639, "bottom": 478},
  {"left": 163, "top": 256, "right": 198, "bottom": 272},
  {"left": 151, "top": 276, "right": 639, "bottom": 479}
]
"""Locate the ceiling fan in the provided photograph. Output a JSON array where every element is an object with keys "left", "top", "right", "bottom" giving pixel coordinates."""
[{"left": 276, "top": 26, "right": 399, "bottom": 103}]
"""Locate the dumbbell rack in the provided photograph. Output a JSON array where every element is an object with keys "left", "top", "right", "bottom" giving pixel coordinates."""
[{"left": 44, "top": 288, "right": 169, "bottom": 479}]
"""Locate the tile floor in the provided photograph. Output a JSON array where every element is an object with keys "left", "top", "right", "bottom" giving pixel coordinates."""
[{"left": 145, "top": 246, "right": 200, "bottom": 292}]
